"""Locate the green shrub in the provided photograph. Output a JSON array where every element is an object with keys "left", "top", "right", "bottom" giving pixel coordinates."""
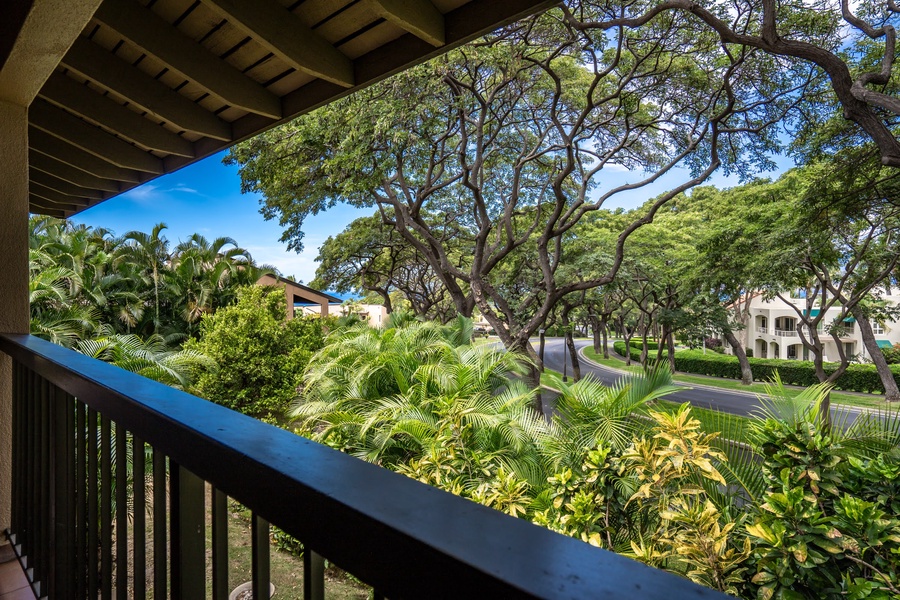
[
  {"left": 185, "top": 285, "right": 332, "bottom": 420},
  {"left": 612, "top": 341, "right": 900, "bottom": 394},
  {"left": 883, "top": 344, "right": 900, "bottom": 365},
  {"left": 628, "top": 339, "right": 660, "bottom": 351}
]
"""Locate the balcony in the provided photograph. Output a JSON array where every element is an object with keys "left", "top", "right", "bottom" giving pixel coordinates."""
[
  {"left": 0, "top": 333, "right": 723, "bottom": 599},
  {"left": 772, "top": 329, "right": 798, "bottom": 337}
]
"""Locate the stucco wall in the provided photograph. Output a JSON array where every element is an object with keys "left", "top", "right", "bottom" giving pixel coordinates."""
[{"left": 0, "top": 100, "right": 29, "bottom": 531}]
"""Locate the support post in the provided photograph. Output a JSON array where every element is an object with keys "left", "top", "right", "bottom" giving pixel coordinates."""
[{"left": 0, "top": 99, "right": 30, "bottom": 532}]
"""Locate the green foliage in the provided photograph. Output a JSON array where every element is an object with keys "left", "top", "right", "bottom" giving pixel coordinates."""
[
  {"left": 629, "top": 340, "right": 660, "bottom": 351},
  {"left": 746, "top": 387, "right": 900, "bottom": 599},
  {"left": 613, "top": 341, "right": 900, "bottom": 394},
  {"left": 536, "top": 404, "right": 751, "bottom": 596},
  {"left": 29, "top": 216, "right": 273, "bottom": 344},
  {"left": 883, "top": 344, "right": 900, "bottom": 365},
  {"left": 185, "top": 285, "right": 330, "bottom": 420}
]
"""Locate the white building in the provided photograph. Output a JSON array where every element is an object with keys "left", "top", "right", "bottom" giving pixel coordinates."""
[{"left": 734, "top": 293, "right": 900, "bottom": 362}]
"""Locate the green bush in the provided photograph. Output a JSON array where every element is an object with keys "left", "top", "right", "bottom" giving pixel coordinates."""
[
  {"left": 628, "top": 339, "right": 660, "bottom": 351},
  {"left": 612, "top": 341, "right": 900, "bottom": 394},
  {"left": 184, "top": 285, "right": 332, "bottom": 420}
]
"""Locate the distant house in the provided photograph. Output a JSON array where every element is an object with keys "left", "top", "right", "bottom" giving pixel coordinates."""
[
  {"left": 256, "top": 274, "right": 389, "bottom": 327},
  {"left": 256, "top": 274, "right": 342, "bottom": 319},
  {"left": 729, "top": 293, "right": 900, "bottom": 362},
  {"left": 334, "top": 303, "right": 390, "bottom": 328}
]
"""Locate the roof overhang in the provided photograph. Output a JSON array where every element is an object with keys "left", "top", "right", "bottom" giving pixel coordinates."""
[{"left": 5, "top": 0, "right": 556, "bottom": 219}]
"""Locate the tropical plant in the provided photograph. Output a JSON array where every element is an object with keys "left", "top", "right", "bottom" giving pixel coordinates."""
[{"left": 185, "top": 285, "right": 329, "bottom": 420}]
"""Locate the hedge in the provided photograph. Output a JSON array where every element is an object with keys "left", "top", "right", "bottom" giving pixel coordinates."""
[
  {"left": 611, "top": 341, "right": 900, "bottom": 395},
  {"left": 627, "top": 339, "right": 660, "bottom": 351}
]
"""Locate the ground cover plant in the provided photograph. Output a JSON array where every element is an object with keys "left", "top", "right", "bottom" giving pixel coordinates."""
[{"left": 292, "top": 318, "right": 900, "bottom": 598}]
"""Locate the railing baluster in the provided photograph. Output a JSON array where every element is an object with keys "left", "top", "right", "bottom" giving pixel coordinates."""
[
  {"left": 101, "top": 415, "right": 113, "bottom": 599},
  {"left": 115, "top": 423, "right": 128, "bottom": 599},
  {"left": 25, "top": 367, "right": 36, "bottom": 580},
  {"left": 170, "top": 464, "right": 204, "bottom": 600},
  {"left": 152, "top": 449, "right": 167, "bottom": 599},
  {"left": 37, "top": 372, "right": 49, "bottom": 596},
  {"left": 133, "top": 435, "right": 146, "bottom": 600},
  {"left": 47, "top": 381, "right": 58, "bottom": 597},
  {"left": 10, "top": 361, "right": 24, "bottom": 548},
  {"left": 75, "top": 399, "right": 87, "bottom": 598},
  {"left": 51, "top": 386, "right": 75, "bottom": 597},
  {"left": 304, "top": 549, "right": 325, "bottom": 600},
  {"left": 88, "top": 408, "right": 99, "bottom": 599},
  {"left": 211, "top": 488, "right": 228, "bottom": 600},
  {"left": 252, "top": 514, "right": 270, "bottom": 600}
]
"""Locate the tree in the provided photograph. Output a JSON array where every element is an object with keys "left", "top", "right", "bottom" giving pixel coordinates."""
[
  {"left": 229, "top": 5, "right": 798, "bottom": 406},
  {"left": 690, "top": 166, "right": 900, "bottom": 418},
  {"left": 563, "top": 0, "right": 900, "bottom": 167},
  {"left": 183, "top": 285, "right": 329, "bottom": 421},
  {"left": 312, "top": 213, "right": 457, "bottom": 320}
]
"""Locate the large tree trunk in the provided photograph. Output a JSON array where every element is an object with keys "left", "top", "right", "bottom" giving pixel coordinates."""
[
  {"left": 539, "top": 329, "right": 547, "bottom": 372},
  {"left": 565, "top": 330, "right": 581, "bottom": 382},
  {"left": 639, "top": 314, "right": 648, "bottom": 368},
  {"left": 561, "top": 306, "right": 581, "bottom": 382},
  {"left": 722, "top": 329, "right": 753, "bottom": 385},
  {"left": 851, "top": 305, "right": 900, "bottom": 402},
  {"left": 724, "top": 329, "right": 753, "bottom": 385},
  {"left": 592, "top": 316, "right": 602, "bottom": 354}
]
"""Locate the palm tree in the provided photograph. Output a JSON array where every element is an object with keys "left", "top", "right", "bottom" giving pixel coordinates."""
[
  {"left": 292, "top": 319, "right": 548, "bottom": 484},
  {"left": 119, "top": 223, "right": 171, "bottom": 333},
  {"left": 75, "top": 325, "right": 214, "bottom": 391}
]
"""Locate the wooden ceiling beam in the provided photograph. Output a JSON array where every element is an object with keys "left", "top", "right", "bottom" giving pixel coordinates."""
[
  {"left": 28, "top": 196, "right": 70, "bottom": 218},
  {"left": 30, "top": 170, "right": 105, "bottom": 200},
  {"left": 31, "top": 182, "right": 92, "bottom": 207},
  {"left": 201, "top": 0, "right": 354, "bottom": 88},
  {"left": 29, "top": 151, "right": 121, "bottom": 193},
  {"left": 30, "top": 99, "right": 164, "bottom": 174},
  {"left": 39, "top": 72, "right": 195, "bottom": 158},
  {"left": 94, "top": 0, "right": 282, "bottom": 118},
  {"left": 29, "top": 128, "right": 143, "bottom": 183},
  {"left": 62, "top": 37, "right": 233, "bottom": 141},
  {"left": 367, "top": 0, "right": 445, "bottom": 46}
]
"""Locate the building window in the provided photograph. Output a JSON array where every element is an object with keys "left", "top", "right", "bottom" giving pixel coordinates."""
[
  {"left": 844, "top": 342, "right": 855, "bottom": 358},
  {"left": 873, "top": 322, "right": 885, "bottom": 335}
]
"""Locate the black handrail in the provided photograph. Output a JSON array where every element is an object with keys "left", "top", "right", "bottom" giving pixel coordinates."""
[{"left": 1, "top": 333, "right": 727, "bottom": 599}]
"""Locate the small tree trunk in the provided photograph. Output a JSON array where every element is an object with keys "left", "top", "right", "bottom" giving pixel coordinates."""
[
  {"left": 851, "top": 305, "right": 900, "bottom": 401},
  {"left": 623, "top": 329, "right": 634, "bottom": 366},
  {"left": 592, "top": 316, "right": 602, "bottom": 354},
  {"left": 724, "top": 329, "right": 753, "bottom": 385}
]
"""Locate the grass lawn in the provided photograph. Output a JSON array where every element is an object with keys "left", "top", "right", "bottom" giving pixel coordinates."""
[
  {"left": 220, "top": 501, "right": 369, "bottom": 599},
  {"left": 581, "top": 347, "right": 893, "bottom": 411}
]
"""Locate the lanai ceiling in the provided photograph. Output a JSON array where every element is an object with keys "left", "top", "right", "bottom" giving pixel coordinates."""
[{"left": 23, "top": 0, "right": 555, "bottom": 218}]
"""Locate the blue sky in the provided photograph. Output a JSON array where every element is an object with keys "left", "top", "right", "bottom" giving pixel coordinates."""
[
  {"left": 71, "top": 150, "right": 794, "bottom": 284},
  {"left": 71, "top": 152, "right": 370, "bottom": 284}
]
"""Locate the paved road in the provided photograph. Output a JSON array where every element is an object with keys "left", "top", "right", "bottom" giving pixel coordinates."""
[{"left": 538, "top": 337, "right": 868, "bottom": 424}]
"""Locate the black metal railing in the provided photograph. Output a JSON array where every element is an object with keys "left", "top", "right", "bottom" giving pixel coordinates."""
[{"left": 1, "top": 333, "right": 727, "bottom": 599}]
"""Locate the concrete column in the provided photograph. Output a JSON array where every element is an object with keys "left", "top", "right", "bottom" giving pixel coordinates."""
[{"left": 0, "top": 100, "right": 30, "bottom": 531}]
